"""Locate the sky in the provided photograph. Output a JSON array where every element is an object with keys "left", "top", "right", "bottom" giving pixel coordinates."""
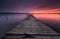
[{"left": 0, "top": 0, "right": 60, "bottom": 13}]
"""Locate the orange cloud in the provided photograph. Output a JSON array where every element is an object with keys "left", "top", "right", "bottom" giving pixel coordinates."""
[{"left": 29, "top": 8, "right": 60, "bottom": 13}]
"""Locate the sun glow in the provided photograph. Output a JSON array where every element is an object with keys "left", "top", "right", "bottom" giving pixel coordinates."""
[
  {"left": 29, "top": 8, "right": 60, "bottom": 21},
  {"left": 29, "top": 8, "right": 60, "bottom": 13}
]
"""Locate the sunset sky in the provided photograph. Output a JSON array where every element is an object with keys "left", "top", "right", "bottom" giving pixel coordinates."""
[
  {"left": 0, "top": 0, "right": 60, "bottom": 13},
  {"left": 0, "top": 0, "right": 60, "bottom": 21}
]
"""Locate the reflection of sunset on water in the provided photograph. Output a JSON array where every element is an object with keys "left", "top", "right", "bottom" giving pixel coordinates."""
[{"left": 32, "top": 14, "right": 60, "bottom": 21}]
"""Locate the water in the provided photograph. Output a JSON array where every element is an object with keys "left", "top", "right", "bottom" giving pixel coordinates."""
[
  {"left": 0, "top": 14, "right": 27, "bottom": 38},
  {"left": 33, "top": 14, "right": 60, "bottom": 29},
  {"left": 33, "top": 14, "right": 60, "bottom": 23},
  {"left": 33, "top": 14, "right": 60, "bottom": 34}
]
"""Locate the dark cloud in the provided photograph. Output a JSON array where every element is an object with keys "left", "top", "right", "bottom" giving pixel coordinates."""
[
  {"left": 46, "top": 0, "right": 60, "bottom": 8},
  {"left": 0, "top": 0, "right": 60, "bottom": 12},
  {"left": 34, "top": 0, "right": 60, "bottom": 10}
]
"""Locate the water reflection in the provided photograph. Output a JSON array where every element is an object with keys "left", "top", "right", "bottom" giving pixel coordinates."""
[
  {"left": 33, "top": 14, "right": 60, "bottom": 21},
  {"left": 0, "top": 14, "right": 27, "bottom": 38}
]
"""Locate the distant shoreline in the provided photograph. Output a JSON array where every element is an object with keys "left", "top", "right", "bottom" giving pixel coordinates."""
[{"left": 0, "top": 12, "right": 60, "bottom": 14}]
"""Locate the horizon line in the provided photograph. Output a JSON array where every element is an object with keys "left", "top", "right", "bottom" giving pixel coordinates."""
[{"left": 0, "top": 12, "right": 60, "bottom": 14}]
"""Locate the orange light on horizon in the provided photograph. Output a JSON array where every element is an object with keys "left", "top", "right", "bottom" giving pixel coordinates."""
[
  {"left": 29, "top": 8, "right": 60, "bottom": 21},
  {"left": 29, "top": 8, "right": 60, "bottom": 13}
]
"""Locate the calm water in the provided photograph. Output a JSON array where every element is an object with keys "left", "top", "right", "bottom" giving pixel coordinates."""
[
  {"left": 0, "top": 14, "right": 60, "bottom": 38},
  {"left": 0, "top": 14, "right": 27, "bottom": 38},
  {"left": 33, "top": 14, "right": 60, "bottom": 22}
]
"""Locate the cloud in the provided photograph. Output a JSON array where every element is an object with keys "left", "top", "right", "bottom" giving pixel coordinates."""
[{"left": 0, "top": 0, "right": 60, "bottom": 13}]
